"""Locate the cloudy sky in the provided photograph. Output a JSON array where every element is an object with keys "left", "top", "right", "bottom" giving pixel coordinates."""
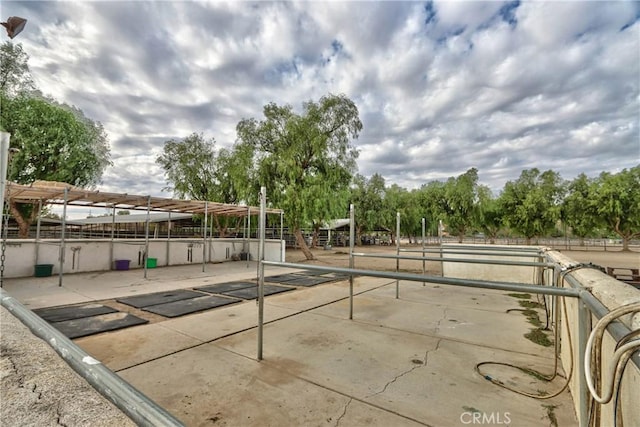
[{"left": 4, "top": 0, "right": 640, "bottom": 201}]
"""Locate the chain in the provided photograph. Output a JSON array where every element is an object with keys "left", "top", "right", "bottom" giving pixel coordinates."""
[{"left": 0, "top": 199, "right": 8, "bottom": 287}]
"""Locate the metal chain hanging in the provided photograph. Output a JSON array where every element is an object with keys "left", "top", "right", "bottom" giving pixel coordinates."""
[{"left": 1, "top": 196, "right": 9, "bottom": 287}]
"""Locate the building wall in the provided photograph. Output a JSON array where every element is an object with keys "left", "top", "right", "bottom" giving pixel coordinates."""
[{"left": 1, "top": 238, "right": 284, "bottom": 278}]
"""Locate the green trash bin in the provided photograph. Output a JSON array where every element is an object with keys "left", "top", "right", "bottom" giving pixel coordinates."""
[
  {"left": 146, "top": 257, "right": 157, "bottom": 268},
  {"left": 34, "top": 264, "right": 54, "bottom": 277}
]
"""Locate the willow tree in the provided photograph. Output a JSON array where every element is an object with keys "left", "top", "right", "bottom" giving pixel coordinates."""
[
  {"left": 1, "top": 95, "right": 111, "bottom": 237},
  {"left": 156, "top": 132, "right": 252, "bottom": 237},
  {"left": 442, "top": 168, "right": 480, "bottom": 243},
  {"left": 350, "top": 173, "right": 386, "bottom": 245},
  {"left": 500, "top": 168, "right": 565, "bottom": 244},
  {"left": 236, "top": 94, "right": 362, "bottom": 260},
  {"left": 590, "top": 166, "right": 640, "bottom": 251},
  {"left": 1, "top": 42, "right": 110, "bottom": 237},
  {"left": 562, "top": 173, "right": 600, "bottom": 244}
]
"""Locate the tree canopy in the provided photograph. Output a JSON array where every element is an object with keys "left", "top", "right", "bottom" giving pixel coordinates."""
[
  {"left": 1, "top": 42, "right": 111, "bottom": 237},
  {"left": 0, "top": 42, "right": 35, "bottom": 98},
  {"left": 156, "top": 132, "right": 252, "bottom": 236},
  {"left": 590, "top": 166, "right": 640, "bottom": 251},
  {"left": 500, "top": 168, "right": 565, "bottom": 243},
  {"left": 236, "top": 94, "right": 362, "bottom": 259}
]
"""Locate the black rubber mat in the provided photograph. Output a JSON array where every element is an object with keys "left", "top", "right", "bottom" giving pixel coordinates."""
[
  {"left": 33, "top": 303, "right": 118, "bottom": 323},
  {"left": 142, "top": 295, "right": 241, "bottom": 318},
  {"left": 296, "top": 269, "right": 330, "bottom": 276},
  {"left": 264, "top": 273, "right": 307, "bottom": 283},
  {"left": 117, "top": 289, "right": 203, "bottom": 308},
  {"left": 52, "top": 312, "right": 148, "bottom": 339},
  {"left": 280, "top": 276, "right": 335, "bottom": 287},
  {"left": 220, "top": 284, "right": 293, "bottom": 300},
  {"left": 194, "top": 281, "right": 256, "bottom": 294}
]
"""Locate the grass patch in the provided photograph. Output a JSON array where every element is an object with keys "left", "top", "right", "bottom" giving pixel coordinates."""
[
  {"left": 507, "top": 293, "right": 532, "bottom": 299},
  {"left": 519, "top": 300, "right": 543, "bottom": 309},
  {"left": 522, "top": 309, "right": 543, "bottom": 327},
  {"left": 525, "top": 328, "right": 553, "bottom": 347},
  {"left": 542, "top": 404, "right": 558, "bottom": 427},
  {"left": 516, "top": 366, "right": 550, "bottom": 382},
  {"left": 462, "top": 406, "right": 481, "bottom": 414}
]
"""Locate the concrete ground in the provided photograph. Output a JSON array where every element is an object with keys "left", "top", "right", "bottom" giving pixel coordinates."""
[{"left": 1, "top": 249, "right": 591, "bottom": 427}]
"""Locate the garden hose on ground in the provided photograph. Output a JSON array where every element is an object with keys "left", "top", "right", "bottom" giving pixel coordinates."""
[{"left": 475, "top": 294, "right": 573, "bottom": 399}]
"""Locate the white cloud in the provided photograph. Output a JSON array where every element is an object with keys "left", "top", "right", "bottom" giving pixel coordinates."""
[{"left": 3, "top": 0, "right": 638, "bottom": 199}]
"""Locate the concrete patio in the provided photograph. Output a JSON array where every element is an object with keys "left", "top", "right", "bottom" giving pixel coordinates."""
[{"left": 2, "top": 260, "right": 578, "bottom": 426}]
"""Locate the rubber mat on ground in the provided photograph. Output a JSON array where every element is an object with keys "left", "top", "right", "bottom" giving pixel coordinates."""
[
  {"left": 264, "top": 273, "right": 308, "bottom": 283},
  {"left": 194, "top": 281, "right": 256, "bottom": 294},
  {"left": 220, "top": 284, "right": 293, "bottom": 300},
  {"left": 142, "top": 295, "right": 241, "bottom": 318},
  {"left": 117, "top": 289, "right": 203, "bottom": 308},
  {"left": 52, "top": 312, "right": 148, "bottom": 339},
  {"left": 33, "top": 303, "right": 118, "bottom": 323}
]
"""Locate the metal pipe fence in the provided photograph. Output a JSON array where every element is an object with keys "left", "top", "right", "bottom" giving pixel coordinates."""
[{"left": 0, "top": 288, "right": 184, "bottom": 427}]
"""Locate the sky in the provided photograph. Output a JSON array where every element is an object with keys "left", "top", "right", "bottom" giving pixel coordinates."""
[{"left": 4, "top": 0, "right": 640, "bottom": 205}]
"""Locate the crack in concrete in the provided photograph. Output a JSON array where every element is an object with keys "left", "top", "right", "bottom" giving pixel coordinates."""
[
  {"left": 334, "top": 398, "right": 352, "bottom": 427},
  {"left": 31, "top": 383, "right": 43, "bottom": 400},
  {"left": 56, "top": 405, "right": 69, "bottom": 427},
  {"left": 434, "top": 307, "right": 449, "bottom": 335},
  {"left": 2, "top": 346, "right": 26, "bottom": 390},
  {"left": 365, "top": 309, "right": 448, "bottom": 400}
]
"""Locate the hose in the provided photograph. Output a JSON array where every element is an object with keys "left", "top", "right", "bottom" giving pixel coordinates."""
[
  {"left": 475, "top": 294, "right": 572, "bottom": 399},
  {"left": 584, "top": 302, "right": 640, "bottom": 404}
]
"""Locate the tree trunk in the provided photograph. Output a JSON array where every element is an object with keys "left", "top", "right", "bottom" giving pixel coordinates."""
[
  {"left": 213, "top": 214, "right": 229, "bottom": 238},
  {"left": 294, "top": 228, "right": 315, "bottom": 260},
  {"left": 311, "top": 224, "right": 320, "bottom": 248},
  {"left": 10, "top": 201, "right": 31, "bottom": 238},
  {"left": 622, "top": 237, "right": 630, "bottom": 252}
]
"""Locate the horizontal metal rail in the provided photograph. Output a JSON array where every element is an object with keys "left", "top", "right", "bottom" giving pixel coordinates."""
[
  {"left": 262, "top": 261, "right": 579, "bottom": 297},
  {"left": 0, "top": 289, "right": 184, "bottom": 427},
  {"left": 442, "top": 244, "right": 542, "bottom": 252},
  {"left": 351, "top": 252, "right": 555, "bottom": 269},
  {"left": 400, "top": 248, "right": 544, "bottom": 258}
]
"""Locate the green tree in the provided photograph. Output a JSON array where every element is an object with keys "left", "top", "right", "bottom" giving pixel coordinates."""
[
  {"left": 590, "top": 166, "right": 640, "bottom": 251},
  {"left": 442, "top": 168, "right": 480, "bottom": 243},
  {"left": 477, "top": 185, "right": 502, "bottom": 244},
  {"left": 350, "top": 173, "right": 386, "bottom": 245},
  {"left": 416, "top": 180, "right": 447, "bottom": 236},
  {"left": 562, "top": 173, "right": 600, "bottom": 244},
  {"left": 156, "top": 132, "right": 250, "bottom": 237},
  {"left": 157, "top": 133, "right": 217, "bottom": 200},
  {"left": 1, "top": 94, "right": 111, "bottom": 237},
  {"left": 500, "top": 168, "right": 565, "bottom": 244},
  {"left": 0, "top": 42, "right": 35, "bottom": 98},
  {"left": 236, "top": 94, "right": 362, "bottom": 259}
]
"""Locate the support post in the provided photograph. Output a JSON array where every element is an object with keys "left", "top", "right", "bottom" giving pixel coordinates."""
[
  {"left": 396, "top": 211, "right": 400, "bottom": 299},
  {"left": 349, "top": 203, "right": 354, "bottom": 320},
  {"left": 422, "top": 217, "right": 426, "bottom": 286},
  {"left": 143, "top": 196, "right": 151, "bottom": 279},
  {"left": 0, "top": 132, "right": 10, "bottom": 240},
  {"left": 202, "top": 202, "right": 208, "bottom": 273},
  {"left": 257, "top": 187, "right": 266, "bottom": 360},
  {"left": 58, "top": 188, "right": 68, "bottom": 287},
  {"left": 577, "top": 297, "right": 591, "bottom": 427},
  {"left": 35, "top": 199, "right": 42, "bottom": 266},
  {"left": 109, "top": 205, "right": 115, "bottom": 269},
  {"left": 166, "top": 211, "right": 171, "bottom": 265}
]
